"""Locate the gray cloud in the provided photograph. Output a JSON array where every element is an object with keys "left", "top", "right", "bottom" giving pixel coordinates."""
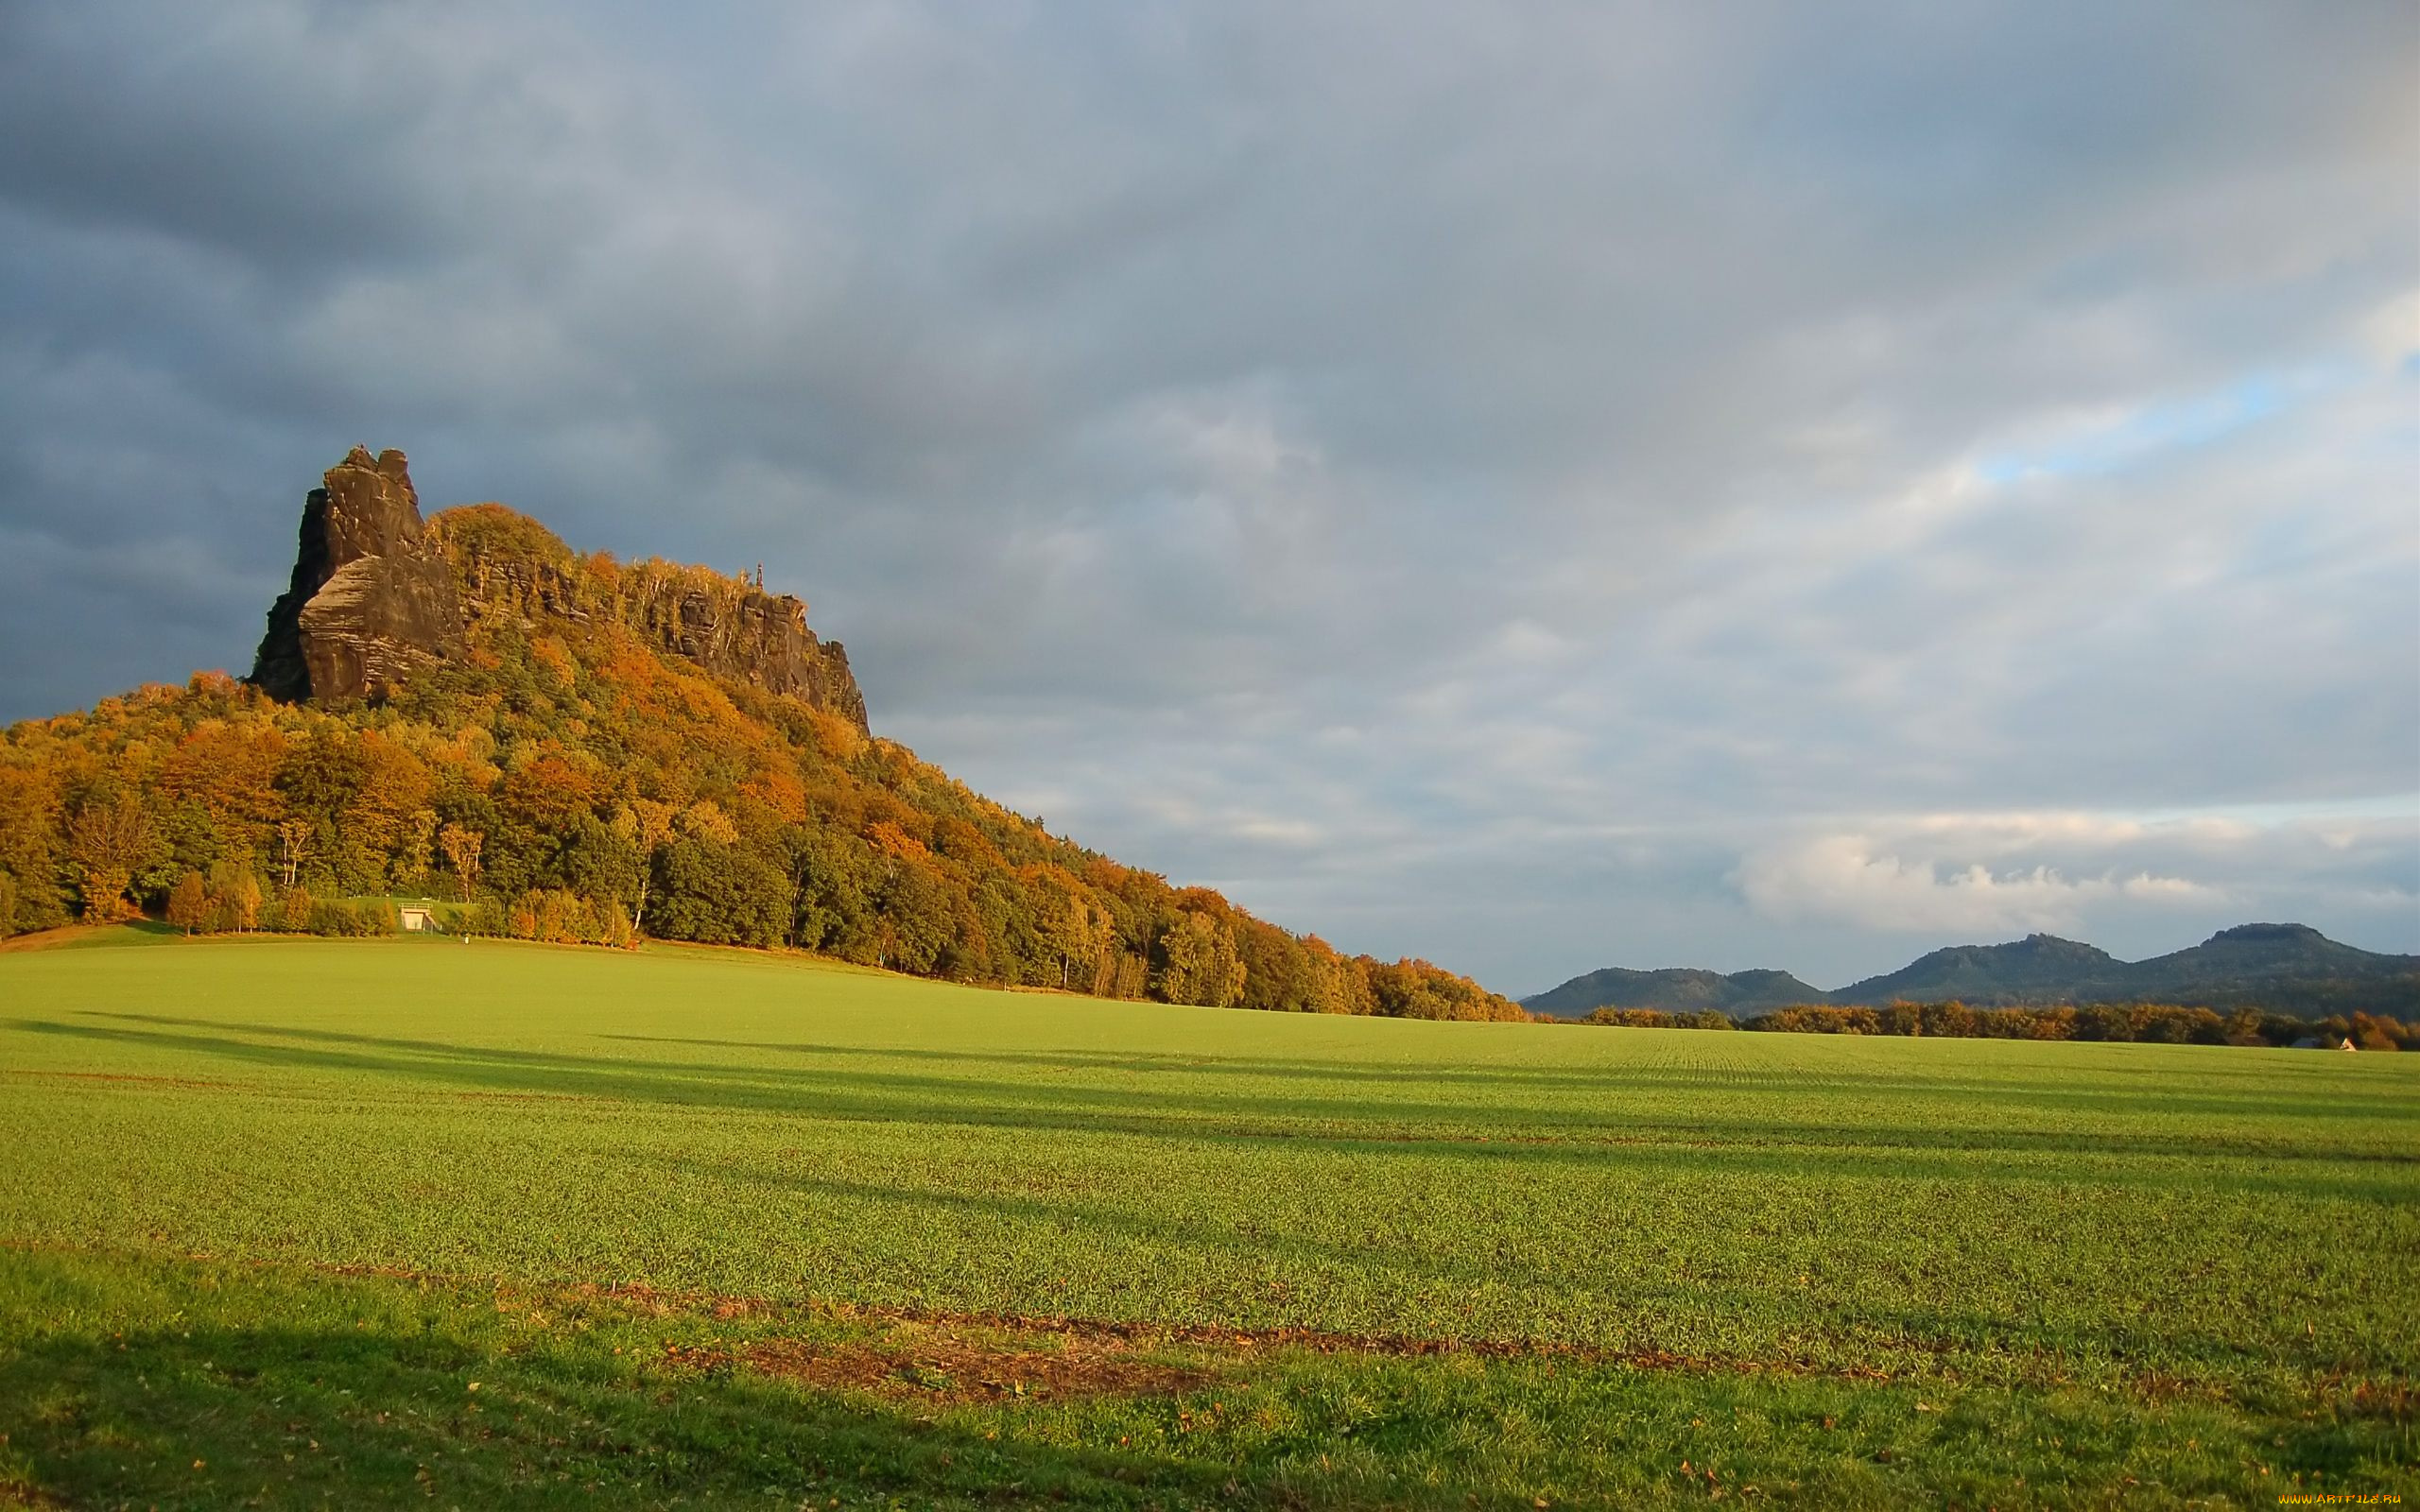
[{"left": 1, "top": 0, "right": 2413, "bottom": 989}]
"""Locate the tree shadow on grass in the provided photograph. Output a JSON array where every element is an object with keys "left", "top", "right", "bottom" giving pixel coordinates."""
[
  {"left": 2, "top": 1248, "right": 2405, "bottom": 1512},
  {"left": 16, "top": 1014, "right": 2417, "bottom": 1196},
  {"left": 0, "top": 1309, "right": 1286, "bottom": 1510},
  {"left": 57, "top": 1009, "right": 2420, "bottom": 1141},
  {"left": 599, "top": 1032, "right": 2406, "bottom": 1114},
  {"left": 652, "top": 1153, "right": 2418, "bottom": 1388}
]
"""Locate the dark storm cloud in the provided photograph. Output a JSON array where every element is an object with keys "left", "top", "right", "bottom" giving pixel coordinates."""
[{"left": 1, "top": 0, "right": 2413, "bottom": 988}]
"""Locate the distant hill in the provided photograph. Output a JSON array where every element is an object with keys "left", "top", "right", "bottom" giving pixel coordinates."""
[
  {"left": 1521, "top": 966, "right": 1824, "bottom": 1020},
  {"left": 2118, "top": 924, "right": 2420, "bottom": 1015},
  {"left": 1527, "top": 925, "right": 2420, "bottom": 1021},
  {"left": 1833, "top": 933, "right": 2124, "bottom": 1005}
]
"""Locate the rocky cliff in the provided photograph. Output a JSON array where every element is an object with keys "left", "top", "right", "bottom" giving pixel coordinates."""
[
  {"left": 249, "top": 447, "right": 465, "bottom": 703},
  {"left": 250, "top": 447, "right": 869, "bottom": 730},
  {"left": 615, "top": 572, "right": 868, "bottom": 730}
]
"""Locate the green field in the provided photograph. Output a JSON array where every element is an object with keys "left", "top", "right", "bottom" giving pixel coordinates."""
[{"left": 2, "top": 935, "right": 2413, "bottom": 1507}]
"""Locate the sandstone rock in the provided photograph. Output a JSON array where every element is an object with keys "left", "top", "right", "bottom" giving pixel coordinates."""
[
  {"left": 251, "top": 448, "right": 871, "bottom": 731},
  {"left": 616, "top": 576, "right": 868, "bottom": 730},
  {"left": 249, "top": 447, "right": 465, "bottom": 702}
]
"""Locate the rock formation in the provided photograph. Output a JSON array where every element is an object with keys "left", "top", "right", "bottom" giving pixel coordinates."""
[
  {"left": 615, "top": 574, "right": 868, "bottom": 730},
  {"left": 251, "top": 447, "right": 869, "bottom": 731},
  {"left": 249, "top": 447, "right": 464, "bottom": 703}
]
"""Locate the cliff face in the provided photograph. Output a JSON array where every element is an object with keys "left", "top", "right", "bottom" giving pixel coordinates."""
[
  {"left": 249, "top": 447, "right": 465, "bottom": 702},
  {"left": 251, "top": 448, "right": 869, "bottom": 731},
  {"left": 615, "top": 574, "right": 868, "bottom": 730}
]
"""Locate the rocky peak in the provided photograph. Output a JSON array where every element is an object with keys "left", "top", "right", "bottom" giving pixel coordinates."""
[
  {"left": 248, "top": 446, "right": 465, "bottom": 703},
  {"left": 249, "top": 448, "right": 870, "bottom": 731}
]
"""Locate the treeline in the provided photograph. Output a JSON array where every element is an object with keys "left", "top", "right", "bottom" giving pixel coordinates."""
[
  {"left": 1582, "top": 1002, "right": 2419, "bottom": 1050},
  {"left": 0, "top": 576, "right": 1521, "bottom": 1023}
]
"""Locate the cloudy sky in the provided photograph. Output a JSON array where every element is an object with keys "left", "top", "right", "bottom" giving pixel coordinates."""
[{"left": 1, "top": 1, "right": 2414, "bottom": 993}]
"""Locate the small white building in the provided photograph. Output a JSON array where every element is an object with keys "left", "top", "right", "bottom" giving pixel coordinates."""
[{"left": 399, "top": 905, "right": 437, "bottom": 933}]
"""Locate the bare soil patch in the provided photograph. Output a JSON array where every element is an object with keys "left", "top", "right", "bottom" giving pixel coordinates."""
[{"left": 670, "top": 1331, "right": 1216, "bottom": 1402}]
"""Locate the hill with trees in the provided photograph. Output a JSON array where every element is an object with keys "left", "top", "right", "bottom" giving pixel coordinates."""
[
  {"left": 1520, "top": 966, "right": 1826, "bottom": 1020},
  {"left": 0, "top": 447, "right": 1520, "bottom": 1022}
]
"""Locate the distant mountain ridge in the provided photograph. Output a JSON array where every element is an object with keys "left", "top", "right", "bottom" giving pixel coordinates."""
[
  {"left": 1521, "top": 966, "right": 1827, "bottom": 1019},
  {"left": 1524, "top": 924, "right": 2420, "bottom": 1021}
]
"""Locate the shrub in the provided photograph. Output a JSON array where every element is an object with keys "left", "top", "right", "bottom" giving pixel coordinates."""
[{"left": 302, "top": 899, "right": 400, "bottom": 937}]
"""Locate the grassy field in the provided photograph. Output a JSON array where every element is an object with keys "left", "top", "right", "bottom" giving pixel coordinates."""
[{"left": 0, "top": 932, "right": 2413, "bottom": 1507}]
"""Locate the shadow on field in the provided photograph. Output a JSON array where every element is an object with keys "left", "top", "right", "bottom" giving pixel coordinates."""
[
  {"left": 15, "top": 1013, "right": 2415, "bottom": 1193},
  {"left": 5, "top": 1246, "right": 2410, "bottom": 1512},
  {"left": 0, "top": 1310, "right": 1267, "bottom": 1510},
  {"left": 665, "top": 1154, "right": 1567, "bottom": 1299},
  {"left": 596, "top": 1031, "right": 2404, "bottom": 1114}
]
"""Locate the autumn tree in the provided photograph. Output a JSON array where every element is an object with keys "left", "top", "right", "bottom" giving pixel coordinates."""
[
  {"left": 66, "top": 792, "right": 158, "bottom": 922},
  {"left": 438, "top": 823, "right": 484, "bottom": 901},
  {"left": 680, "top": 799, "right": 741, "bottom": 846},
  {"left": 1365, "top": 957, "right": 1524, "bottom": 1022},
  {"left": 166, "top": 869, "right": 209, "bottom": 936},
  {"left": 208, "top": 862, "right": 264, "bottom": 932},
  {"left": 1154, "top": 910, "right": 1246, "bottom": 1008},
  {"left": 1301, "top": 937, "right": 1378, "bottom": 1015},
  {"left": 0, "top": 765, "right": 64, "bottom": 932},
  {"left": 158, "top": 722, "right": 285, "bottom": 859}
]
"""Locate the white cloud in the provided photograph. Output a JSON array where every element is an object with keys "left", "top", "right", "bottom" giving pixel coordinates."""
[
  {"left": 1735, "top": 833, "right": 2223, "bottom": 936},
  {"left": 1730, "top": 806, "right": 2419, "bottom": 951}
]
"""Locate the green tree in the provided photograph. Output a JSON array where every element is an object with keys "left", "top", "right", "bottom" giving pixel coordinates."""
[
  {"left": 395, "top": 807, "right": 441, "bottom": 890},
  {"left": 789, "top": 831, "right": 877, "bottom": 961},
  {"left": 650, "top": 836, "right": 791, "bottom": 948},
  {"left": 873, "top": 862, "right": 955, "bottom": 975},
  {"left": 1035, "top": 870, "right": 1111, "bottom": 991},
  {"left": 613, "top": 799, "right": 679, "bottom": 936}
]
